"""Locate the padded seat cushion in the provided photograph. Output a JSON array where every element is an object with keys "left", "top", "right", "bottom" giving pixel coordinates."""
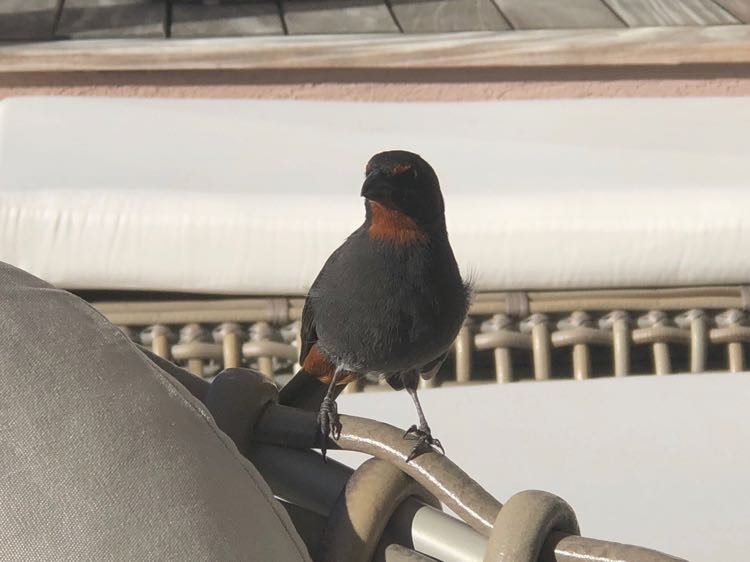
[{"left": 0, "top": 261, "right": 310, "bottom": 561}]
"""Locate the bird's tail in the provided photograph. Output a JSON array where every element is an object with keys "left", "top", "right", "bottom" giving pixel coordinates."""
[{"left": 278, "top": 368, "right": 345, "bottom": 411}]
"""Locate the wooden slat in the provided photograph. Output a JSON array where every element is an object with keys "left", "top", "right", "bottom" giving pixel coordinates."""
[
  {"left": 495, "top": 0, "right": 623, "bottom": 29},
  {"left": 390, "top": 0, "right": 509, "bottom": 33},
  {"left": 712, "top": 0, "right": 750, "bottom": 23},
  {"left": 604, "top": 0, "right": 738, "bottom": 26},
  {"left": 282, "top": 0, "right": 399, "bottom": 34},
  {"left": 5, "top": 26, "right": 750, "bottom": 72},
  {"left": 170, "top": 2, "right": 284, "bottom": 38},
  {"left": 56, "top": 0, "right": 166, "bottom": 39},
  {"left": 0, "top": 0, "right": 59, "bottom": 40}
]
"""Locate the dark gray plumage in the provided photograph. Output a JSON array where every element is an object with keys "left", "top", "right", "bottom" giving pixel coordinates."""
[{"left": 279, "top": 150, "right": 470, "bottom": 460}]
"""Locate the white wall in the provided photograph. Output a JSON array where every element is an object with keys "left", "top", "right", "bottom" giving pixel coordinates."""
[{"left": 331, "top": 373, "right": 750, "bottom": 562}]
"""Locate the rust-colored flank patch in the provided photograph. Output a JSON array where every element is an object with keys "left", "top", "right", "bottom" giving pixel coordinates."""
[
  {"left": 302, "top": 344, "right": 357, "bottom": 385},
  {"left": 368, "top": 200, "right": 427, "bottom": 244}
]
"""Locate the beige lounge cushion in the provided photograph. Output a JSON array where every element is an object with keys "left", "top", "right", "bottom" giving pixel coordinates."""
[
  {"left": 0, "top": 261, "right": 310, "bottom": 561},
  {"left": 2, "top": 96, "right": 750, "bottom": 294}
]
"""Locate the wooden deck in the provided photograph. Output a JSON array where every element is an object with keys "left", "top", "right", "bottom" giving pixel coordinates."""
[{"left": 2, "top": 0, "right": 750, "bottom": 71}]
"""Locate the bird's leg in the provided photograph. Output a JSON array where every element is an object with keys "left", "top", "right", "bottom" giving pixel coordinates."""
[
  {"left": 317, "top": 368, "right": 343, "bottom": 461},
  {"left": 402, "top": 374, "right": 445, "bottom": 462},
  {"left": 404, "top": 385, "right": 431, "bottom": 436}
]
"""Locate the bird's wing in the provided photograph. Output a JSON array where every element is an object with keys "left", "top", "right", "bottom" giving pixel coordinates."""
[
  {"left": 279, "top": 239, "right": 359, "bottom": 410},
  {"left": 298, "top": 296, "right": 318, "bottom": 366},
  {"left": 278, "top": 299, "right": 325, "bottom": 410},
  {"left": 297, "top": 239, "right": 351, "bottom": 365}
]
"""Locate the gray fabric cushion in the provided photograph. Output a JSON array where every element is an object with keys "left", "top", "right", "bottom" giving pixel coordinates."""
[{"left": 0, "top": 261, "right": 310, "bottom": 562}]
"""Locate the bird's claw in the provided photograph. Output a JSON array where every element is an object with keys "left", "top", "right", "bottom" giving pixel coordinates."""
[
  {"left": 403, "top": 424, "right": 418, "bottom": 438},
  {"left": 317, "top": 397, "right": 341, "bottom": 462},
  {"left": 403, "top": 424, "right": 444, "bottom": 462}
]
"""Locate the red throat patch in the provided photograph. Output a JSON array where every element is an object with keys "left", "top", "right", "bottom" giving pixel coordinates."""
[
  {"left": 302, "top": 344, "right": 357, "bottom": 385},
  {"left": 368, "top": 201, "right": 427, "bottom": 244}
]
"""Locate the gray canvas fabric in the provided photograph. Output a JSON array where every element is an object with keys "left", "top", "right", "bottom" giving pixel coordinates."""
[{"left": 0, "top": 261, "right": 310, "bottom": 562}]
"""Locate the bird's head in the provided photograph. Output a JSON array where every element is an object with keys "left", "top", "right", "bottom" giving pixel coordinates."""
[{"left": 361, "top": 150, "right": 445, "bottom": 227}]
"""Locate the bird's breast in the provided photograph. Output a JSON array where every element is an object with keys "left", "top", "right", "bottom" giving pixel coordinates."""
[{"left": 313, "top": 235, "right": 467, "bottom": 374}]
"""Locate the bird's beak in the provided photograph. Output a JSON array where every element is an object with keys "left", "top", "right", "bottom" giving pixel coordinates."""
[{"left": 361, "top": 170, "right": 393, "bottom": 202}]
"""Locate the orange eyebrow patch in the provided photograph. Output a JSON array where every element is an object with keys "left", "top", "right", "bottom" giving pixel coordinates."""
[
  {"left": 391, "top": 164, "right": 411, "bottom": 175},
  {"left": 368, "top": 201, "right": 427, "bottom": 245},
  {"left": 302, "top": 345, "right": 357, "bottom": 385}
]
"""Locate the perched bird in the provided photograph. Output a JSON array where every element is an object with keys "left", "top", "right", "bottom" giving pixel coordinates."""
[{"left": 278, "top": 150, "right": 470, "bottom": 461}]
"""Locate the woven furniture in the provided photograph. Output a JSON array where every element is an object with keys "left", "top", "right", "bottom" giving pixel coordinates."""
[{"left": 88, "top": 286, "right": 750, "bottom": 390}]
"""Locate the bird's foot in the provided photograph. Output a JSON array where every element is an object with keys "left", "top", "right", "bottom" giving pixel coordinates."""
[
  {"left": 317, "top": 397, "right": 341, "bottom": 462},
  {"left": 403, "top": 424, "right": 444, "bottom": 462}
]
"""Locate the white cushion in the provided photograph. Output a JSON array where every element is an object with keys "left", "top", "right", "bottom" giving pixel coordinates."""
[{"left": 1, "top": 95, "right": 748, "bottom": 294}]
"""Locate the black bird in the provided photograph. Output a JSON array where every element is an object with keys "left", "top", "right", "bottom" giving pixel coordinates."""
[{"left": 278, "top": 150, "right": 470, "bottom": 461}]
